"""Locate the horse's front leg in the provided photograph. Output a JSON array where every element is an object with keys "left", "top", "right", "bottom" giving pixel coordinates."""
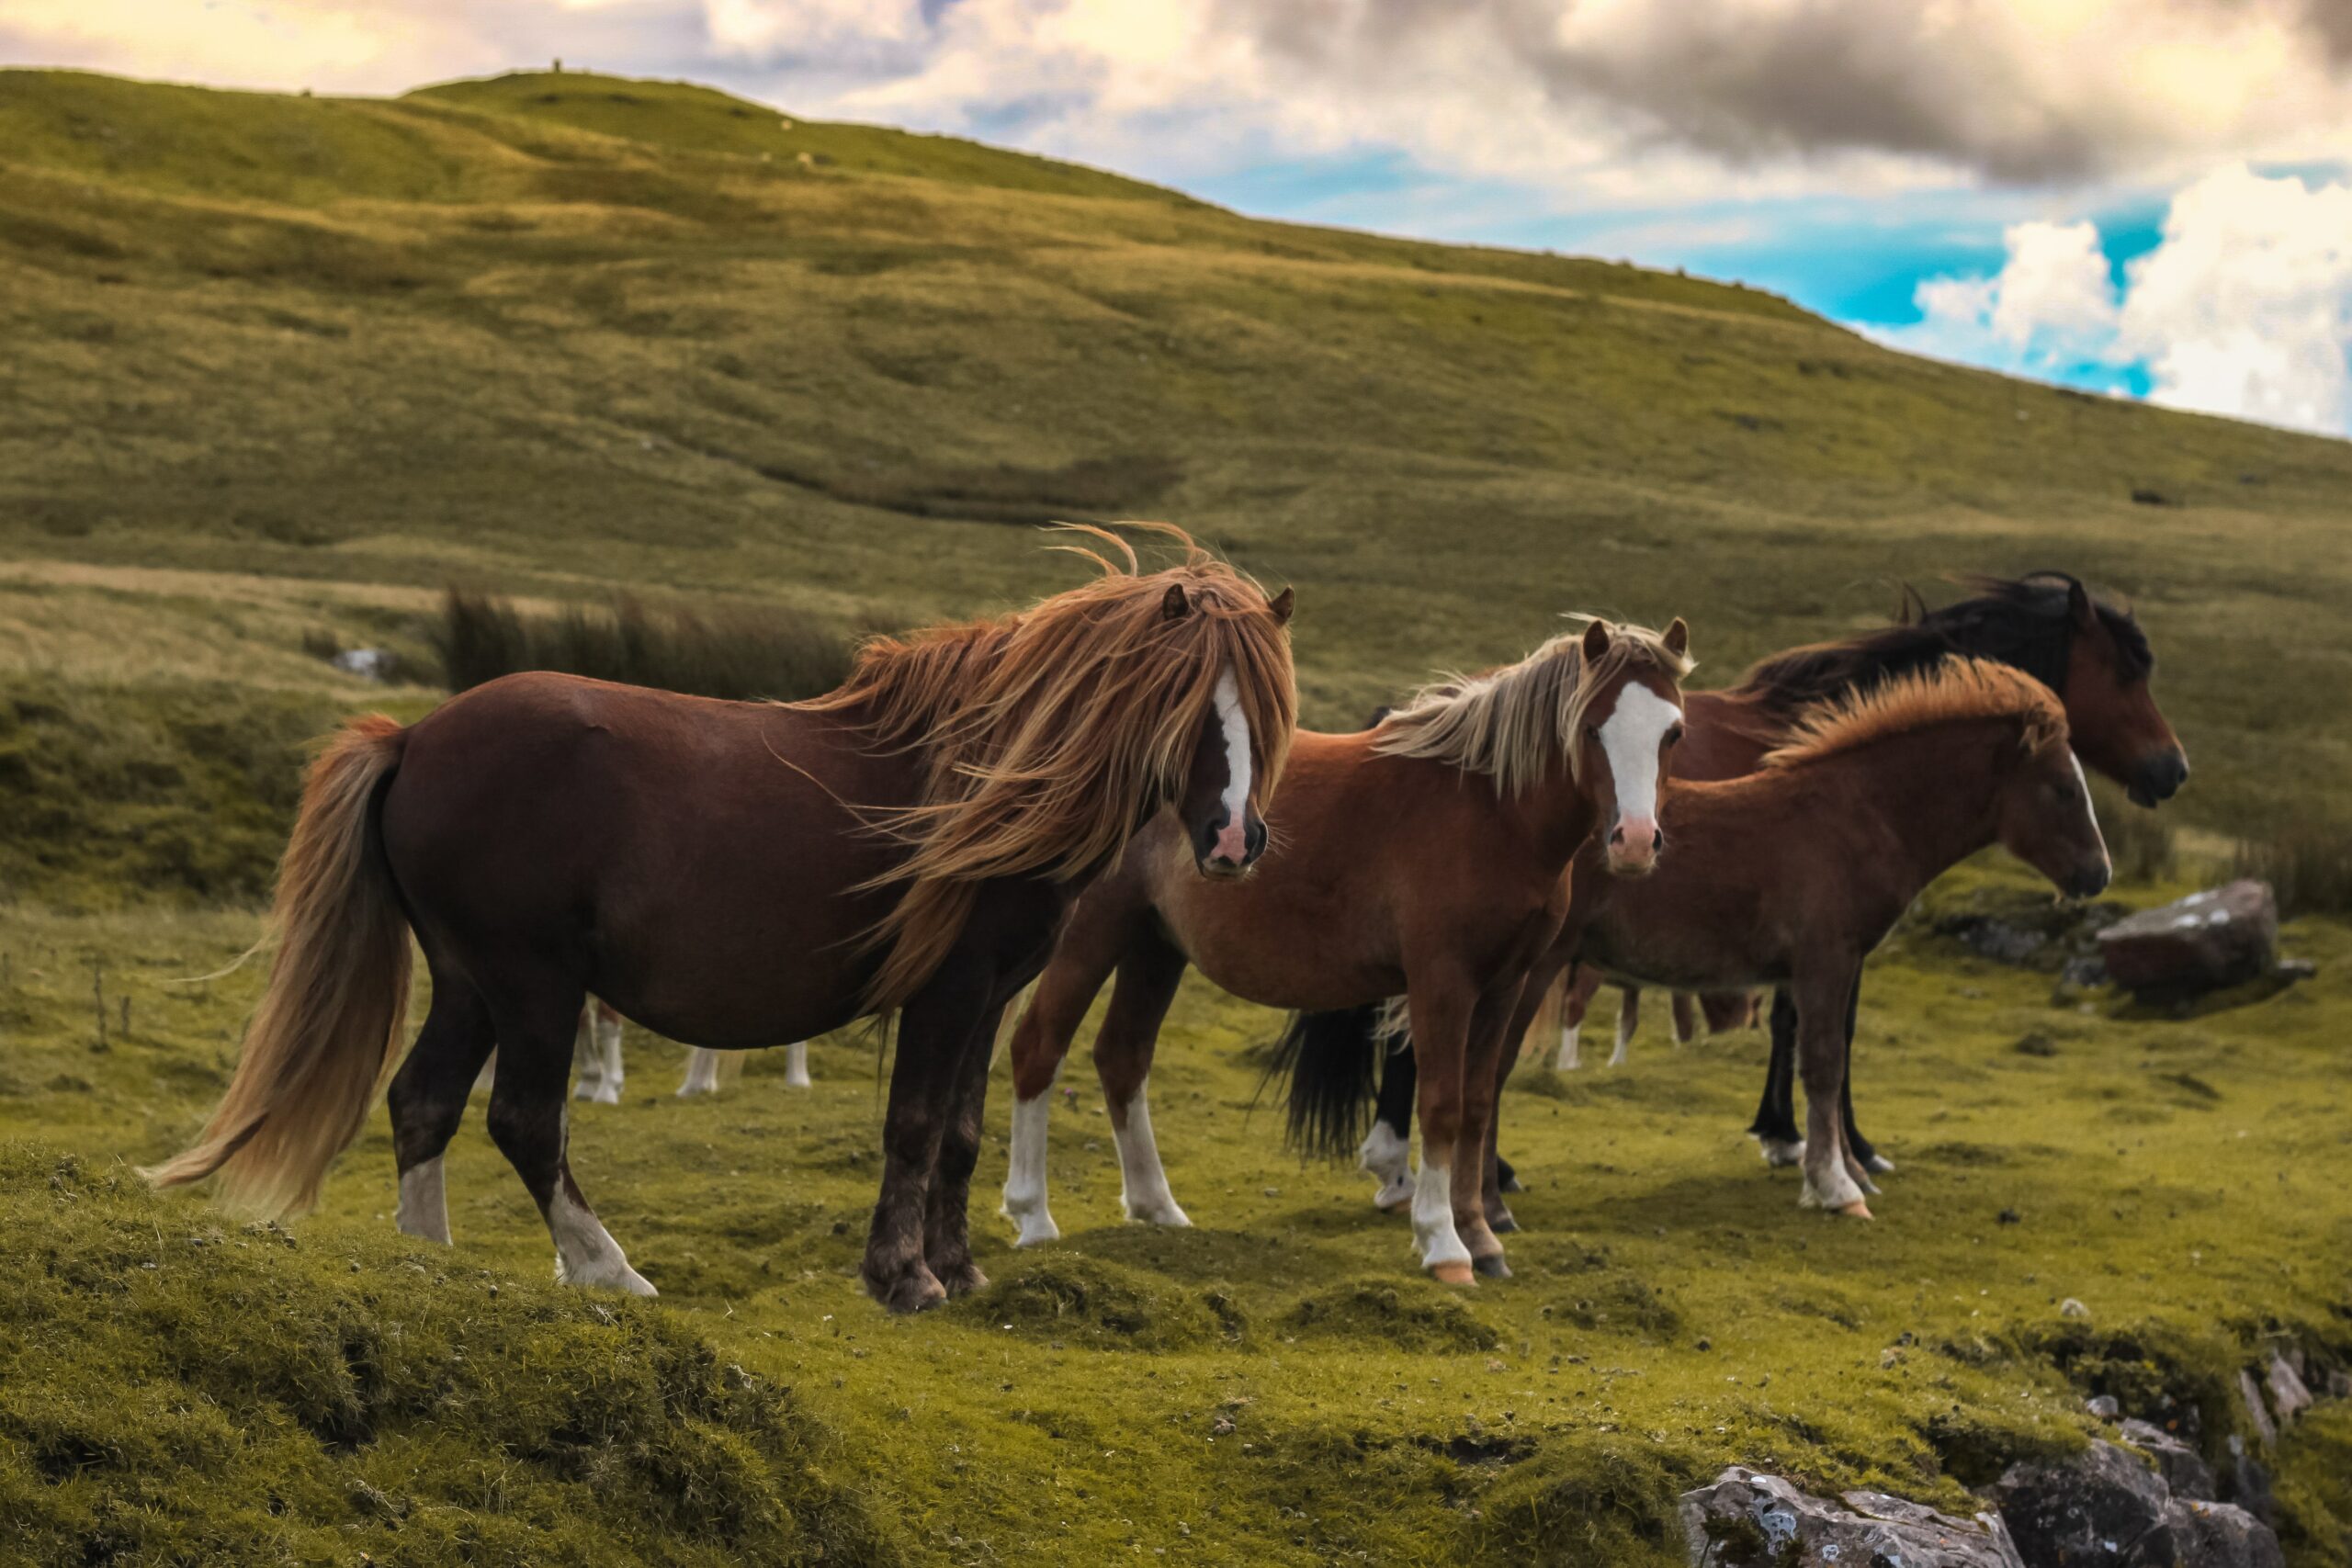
[
  {"left": 1792, "top": 958, "right": 1871, "bottom": 1217},
  {"left": 923, "top": 998, "right": 1010, "bottom": 1298},
  {"left": 863, "top": 981, "right": 989, "bottom": 1313},
  {"left": 1455, "top": 976, "right": 1523, "bottom": 1274},
  {"left": 1405, "top": 970, "right": 1480, "bottom": 1285}
]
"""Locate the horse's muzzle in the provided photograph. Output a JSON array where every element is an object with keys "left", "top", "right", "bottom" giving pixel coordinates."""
[
  {"left": 2128, "top": 749, "right": 2188, "bottom": 807},
  {"left": 1606, "top": 818, "right": 1664, "bottom": 876},
  {"left": 2066, "top": 861, "right": 2112, "bottom": 899}
]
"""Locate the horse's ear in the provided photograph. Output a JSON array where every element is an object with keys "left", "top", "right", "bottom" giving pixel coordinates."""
[
  {"left": 1163, "top": 583, "right": 1191, "bottom": 621},
  {"left": 1268, "top": 586, "right": 1295, "bottom": 626},
  {"left": 1663, "top": 617, "right": 1690, "bottom": 660},
  {"left": 2065, "top": 579, "right": 2097, "bottom": 630},
  {"left": 1582, "top": 618, "right": 1612, "bottom": 660}
]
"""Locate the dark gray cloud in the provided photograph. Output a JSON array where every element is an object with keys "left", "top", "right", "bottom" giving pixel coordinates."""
[{"left": 1221, "top": 0, "right": 2352, "bottom": 184}]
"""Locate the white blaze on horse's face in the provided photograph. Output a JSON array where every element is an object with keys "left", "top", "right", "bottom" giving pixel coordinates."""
[
  {"left": 1208, "top": 665, "right": 1254, "bottom": 867},
  {"left": 1597, "top": 683, "right": 1680, "bottom": 875}
]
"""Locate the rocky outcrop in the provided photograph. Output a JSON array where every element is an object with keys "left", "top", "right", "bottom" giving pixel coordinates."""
[
  {"left": 1679, "top": 1467, "right": 2023, "bottom": 1566},
  {"left": 2097, "top": 882, "right": 2278, "bottom": 1001},
  {"left": 1991, "top": 1439, "right": 2281, "bottom": 1568}
]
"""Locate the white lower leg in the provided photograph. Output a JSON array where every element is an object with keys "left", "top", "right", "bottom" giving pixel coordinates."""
[
  {"left": 592, "top": 1013, "right": 623, "bottom": 1105},
  {"left": 1411, "top": 1152, "right": 1473, "bottom": 1272},
  {"left": 395, "top": 1156, "right": 450, "bottom": 1245},
  {"left": 1113, "top": 1081, "right": 1189, "bottom": 1226},
  {"left": 1758, "top": 1136, "right": 1807, "bottom": 1168},
  {"left": 1798, "top": 1111, "right": 1868, "bottom": 1213},
  {"left": 1611, "top": 1008, "right": 1634, "bottom": 1067},
  {"left": 999, "top": 1091, "right": 1060, "bottom": 1246},
  {"left": 571, "top": 1015, "right": 604, "bottom": 1101},
  {"left": 785, "top": 1040, "right": 812, "bottom": 1089},
  {"left": 548, "top": 1181, "right": 657, "bottom": 1294},
  {"left": 1359, "top": 1120, "right": 1415, "bottom": 1210},
  {"left": 677, "top": 1047, "right": 722, "bottom": 1097},
  {"left": 1555, "top": 1024, "right": 1581, "bottom": 1071}
]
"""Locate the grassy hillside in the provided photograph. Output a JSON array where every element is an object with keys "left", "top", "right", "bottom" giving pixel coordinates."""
[
  {"left": 3, "top": 66, "right": 2351, "bottom": 1565},
  {"left": 4, "top": 68, "right": 2349, "bottom": 840}
]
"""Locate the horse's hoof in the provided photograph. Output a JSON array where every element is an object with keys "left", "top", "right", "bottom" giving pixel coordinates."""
[
  {"left": 1498, "top": 1174, "right": 1524, "bottom": 1194},
  {"left": 1865, "top": 1154, "right": 1895, "bottom": 1175},
  {"left": 864, "top": 1264, "right": 948, "bottom": 1314},
  {"left": 933, "top": 1260, "right": 988, "bottom": 1298},
  {"left": 1373, "top": 1181, "right": 1415, "bottom": 1213},
  {"left": 1471, "top": 1253, "right": 1512, "bottom": 1280},
  {"left": 1430, "top": 1260, "right": 1476, "bottom": 1287},
  {"left": 1488, "top": 1213, "right": 1519, "bottom": 1235},
  {"left": 1835, "top": 1200, "right": 1873, "bottom": 1219}
]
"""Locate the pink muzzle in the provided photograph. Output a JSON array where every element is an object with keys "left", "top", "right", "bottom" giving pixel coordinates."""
[
  {"left": 1607, "top": 815, "right": 1663, "bottom": 874},
  {"left": 1210, "top": 818, "right": 1251, "bottom": 866}
]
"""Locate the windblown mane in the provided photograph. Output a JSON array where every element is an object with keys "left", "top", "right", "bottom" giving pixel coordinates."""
[
  {"left": 1736, "top": 572, "right": 2150, "bottom": 714},
  {"left": 1761, "top": 658, "right": 2067, "bottom": 771},
  {"left": 794, "top": 524, "right": 1297, "bottom": 1012},
  {"left": 1369, "top": 620, "right": 1692, "bottom": 797}
]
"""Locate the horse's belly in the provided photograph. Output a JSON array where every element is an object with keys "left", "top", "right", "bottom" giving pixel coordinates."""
[{"left": 1157, "top": 882, "right": 1401, "bottom": 1011}]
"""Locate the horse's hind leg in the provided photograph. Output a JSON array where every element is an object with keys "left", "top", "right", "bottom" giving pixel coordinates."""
[
  {"left": 785, "top": 1041, "right": 813, "bottom": 1089},
  {"left": 571, "top": 1000, "right": 624, "bottom": 1105},
  {"left": 1557, "top": 965, "right": 1601, "bottom": 1070},
  {"left": 1610, "top": 987, "right": 1639, "bottom": 1066},
  {"left": 388, "top": 976, "right": 498, "bottom": 1246},
  {"left": 1671, "top": 991, "right": 1699, "bottom": 1046},
  {"left": 484, "top": 979, "right": 654, "bottom": 1294},
  {"left": 1364, "top": 1030, "right": 1418, "bottom": 1211},
  {"left": 1750, "top": 988, "right": 1805, "bottom": 1166},
  {"left": 677, "top": 1047, "right": 723, "bottom": 1097},
  {"left": 1837, "top": 975, "right": 1890, "bottom": 1174}
]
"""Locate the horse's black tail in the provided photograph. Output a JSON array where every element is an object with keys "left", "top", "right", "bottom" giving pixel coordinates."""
[{"left": 1262, "top": 1003, "right": 1388, "bottom": 1162}]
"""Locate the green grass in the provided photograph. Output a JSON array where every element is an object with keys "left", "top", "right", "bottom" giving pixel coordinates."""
[
  {"left": 0, "top": 863, "right": 2347, "bottom": 1563},
  {"left": 5, "top": 63, "right": 2352, "bottom": 1565}
]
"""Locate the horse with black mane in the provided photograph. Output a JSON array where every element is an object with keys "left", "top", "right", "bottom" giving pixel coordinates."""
[
  {"left": 146, "top": 526, "right": 1298, "bottom": 1314},
  {"left": 1283, "top": 659, "right": 2114, "bottom": 1223},
  {"left": 1361, "top": 572, "right": 2182, "bottom": 1192}
]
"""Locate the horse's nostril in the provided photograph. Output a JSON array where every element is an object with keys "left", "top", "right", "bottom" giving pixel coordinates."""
[
  {"left": 1609, "top": 827, "right": 1625, "bottom": 845},
  {"left": 1650, "top": 829, "right": 1664, "bottom": 852}
]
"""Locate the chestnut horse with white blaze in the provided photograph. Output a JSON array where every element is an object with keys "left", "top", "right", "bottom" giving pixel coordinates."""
[
  {"left": 143, "top": 527, "right": 1297, "bottom": 1314},
  {"left": 999, "top": 616, "right": 1691, "bottom": 1284},
  {"left": 1284, "top": 660, "right": 2112, "bottom": 1218},
  {"left": 1378, "top": 573, "right": 2183, "bottom": 1189}
]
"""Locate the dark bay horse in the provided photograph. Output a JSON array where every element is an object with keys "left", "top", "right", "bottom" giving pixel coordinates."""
[
  {"left": 1473, "top": 574, "right": 2178, "bottom": 1172},
  {"left": 146, "top": 529, "right": 1298, "bottom": 1314},
  {"left": 1287, "top": 659, "right": 2112, "bottom": 1218},
  {"left": 999, "top": 617, "right": 1691, "bottom": 1284}
]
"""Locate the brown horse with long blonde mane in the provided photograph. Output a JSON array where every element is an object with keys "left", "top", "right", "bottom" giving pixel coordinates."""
[
  {"left": 1285, "top": 660, "right": 2113, "bottom": 1221},
  {"left": 998, "top": 615, "right": 1691, "bottom": 1284},
  {"left": 145, "top": 527, "right": 1297, "bottom": 1314}
]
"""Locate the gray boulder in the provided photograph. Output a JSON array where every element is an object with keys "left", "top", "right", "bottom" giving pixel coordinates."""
[
  {"left": 1679, "top": 1466, "right": 2023, "bottom": 1566},
  {"left": 1993, "top": 1439, "right": 2281, "bottom": 1567},
  {"left": 2097, "top": 882, "right": 2277, "bottom": 1000},
  {"left": 2119, "top": 1417, "right": 2216, "bottom": 1502}
]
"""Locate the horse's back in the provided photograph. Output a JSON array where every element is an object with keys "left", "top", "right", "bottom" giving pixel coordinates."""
[{"left": 376, "top": 672, "right": 901, "bottom": 1043}]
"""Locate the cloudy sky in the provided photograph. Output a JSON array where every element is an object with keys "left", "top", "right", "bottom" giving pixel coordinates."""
[{"left": 10, "top": 0, "right": 2352, "bottom": 436}]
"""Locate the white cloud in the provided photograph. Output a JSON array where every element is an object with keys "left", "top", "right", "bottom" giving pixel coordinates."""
[{"left": 1892, "top": 166, "right": 2352, "bottom": 434}]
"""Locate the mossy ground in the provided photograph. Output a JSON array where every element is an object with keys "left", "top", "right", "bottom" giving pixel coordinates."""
[
  {"left": 5, "top": 63, "right": 2352, "bottom": 1566},
  {"left": 2, "top": 855, "right": 2347, "bottom": 1563}
]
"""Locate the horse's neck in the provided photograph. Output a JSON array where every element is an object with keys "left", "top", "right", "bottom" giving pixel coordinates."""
[
  {"left": 1518, "top": 759, "right": 1600, "bottom": 869},
  {"left": 1828, "top": 723, "right": 2010, "bottom": 898}
]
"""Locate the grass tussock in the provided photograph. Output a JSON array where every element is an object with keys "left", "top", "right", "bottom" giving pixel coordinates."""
[
  {"left": 960, "top": 1255, "right": 1244, "bottom": 1349},
  {"left": 435, "top": 588, "right": 854, "bottom": 703},
  {"left": 2233, "top": 809, "right": 2352, "bottom": 919},
  {"left": 1283, "top": 1279, "right": 1500, "bottom": 1353},
  {"left": 0, "top": 1145, "right": 899, "bottom": 1567}
]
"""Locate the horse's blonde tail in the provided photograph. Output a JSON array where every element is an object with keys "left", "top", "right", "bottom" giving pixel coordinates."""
[{"left": 143, "top": 716, "right": 413, "bottom": 1219}]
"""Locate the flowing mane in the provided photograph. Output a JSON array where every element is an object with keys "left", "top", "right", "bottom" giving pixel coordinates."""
[
  {"left": 794, "top": 524, "right": 1298, "bottom": 1011},
  {"left": 1736, "top": 572, "right": 2151, "bottom": 715},
  {"left": 1761, "top": 658, "right": 2066, "bottom": 772},
  {"left": 1369, "top": 619, "right": 1693, "bottom": 798}
]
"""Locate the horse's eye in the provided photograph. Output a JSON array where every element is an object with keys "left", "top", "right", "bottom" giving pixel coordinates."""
[{"left": 1585, "top": 724, "right": 1600, "bottom": 741}]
